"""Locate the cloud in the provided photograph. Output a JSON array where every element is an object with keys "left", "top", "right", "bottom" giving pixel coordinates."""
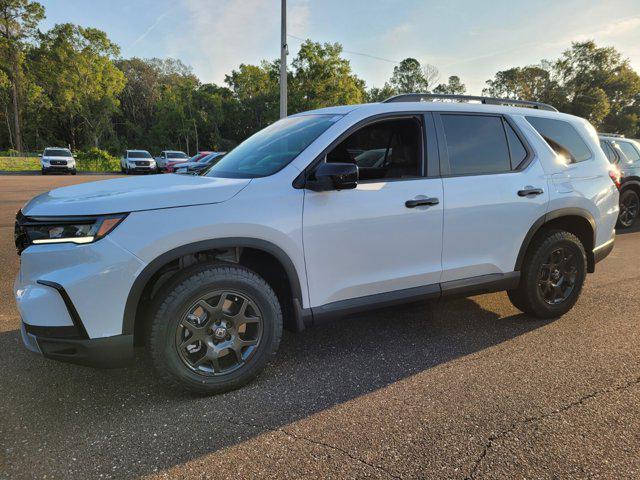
[{"left": 176, "top": 0, "right": 309, "bottom": 84}]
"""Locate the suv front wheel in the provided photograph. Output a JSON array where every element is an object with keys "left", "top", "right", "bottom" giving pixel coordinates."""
[
  {"left": 148, "top": 264, "right": 283, "bottom": 395},
  {"left": 508, "top": 230, "right": 587, "bottom": 318}
]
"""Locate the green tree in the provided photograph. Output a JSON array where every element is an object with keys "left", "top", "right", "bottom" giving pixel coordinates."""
[
  {"left": 224, "top": 61, "right": 279, "bottom": 139},
  {"left": 289, "top": 40, "right": 366, "bottom": 112},
  {"left": 555, "top": 41, "right": 640, "bottom": 131},
  {"left": 0, "top": 0, "right": 44, "bottom": 151},
  {"left": 433, "top": 76, "right": 466, "bottom": 95},
  {"left": 389, "top": 58, "right": 438, "bottom": 94},
  {"left": 28, "top": 23, "right": 125, "bottom": 149}
]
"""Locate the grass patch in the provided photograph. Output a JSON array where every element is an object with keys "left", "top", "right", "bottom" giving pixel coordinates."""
[{"left": 0, "top": 155, "right": 120, "bottom": 172}]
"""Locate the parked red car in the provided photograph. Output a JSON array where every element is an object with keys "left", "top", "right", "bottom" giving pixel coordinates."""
[{"left": 165, "top": 151, "right": 212, "bottom": 173}]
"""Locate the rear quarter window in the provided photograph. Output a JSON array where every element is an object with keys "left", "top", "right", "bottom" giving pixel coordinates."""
[{"left": 526, "top": 116, "right": 592, "bottom": 163}]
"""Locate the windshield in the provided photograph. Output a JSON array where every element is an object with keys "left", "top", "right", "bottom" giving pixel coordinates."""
[
  {"left": 205, "top": 114, "right": 341, "bottom": 178},
  {"left": 128, "top": 151, "right": 152, "bottom": 159},
  {"left": 44, "top": 148, "right": 71, "bottom": 157},
  {"left": 167, "top": 152, "right": 188, "bottom": 159}
]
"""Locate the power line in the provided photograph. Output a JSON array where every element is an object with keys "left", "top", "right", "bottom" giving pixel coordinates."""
[{"left": 287, "top": 34, "right": 401, "bottom": 65}]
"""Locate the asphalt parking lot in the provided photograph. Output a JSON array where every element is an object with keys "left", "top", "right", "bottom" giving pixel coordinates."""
[{"left": 0, "top": 175, "right": 638, "bottom": 479}]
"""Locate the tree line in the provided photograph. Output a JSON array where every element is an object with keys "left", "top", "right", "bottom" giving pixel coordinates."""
[{"left": 1, "top": 0, "right": 639, "bottom": 156}]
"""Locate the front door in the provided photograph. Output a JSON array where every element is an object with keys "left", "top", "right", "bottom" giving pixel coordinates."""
[{"left": 302, "top": 115, "right": 444, "bottom": 308}]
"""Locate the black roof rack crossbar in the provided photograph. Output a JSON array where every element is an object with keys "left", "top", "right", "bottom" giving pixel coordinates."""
[{"left": 382, "top": 93, "right": 558, "bottom": 112}]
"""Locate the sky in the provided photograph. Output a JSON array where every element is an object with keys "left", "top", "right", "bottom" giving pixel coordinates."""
[{"left": 39, "top": 0, "right": 640, "bottom": 95}]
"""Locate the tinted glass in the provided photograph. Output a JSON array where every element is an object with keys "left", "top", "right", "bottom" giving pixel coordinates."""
[
  {"left": 128, "top": 151, "right": 152, "bottom": 159},
  {"left": 327, "top": 118, "right": 421, "bottom": 180},
  {"left": 526, "top": 116, "right": 591, "bottom": 163},
  {"left": 600, "top": 140, "right": 617, "bottom": 163},
  {"left": 441, "top": 115, "right": 511, "bottom": 175},
  {"left": 505, "top": 122, "right": 527, "bottom": 167},
  {"left": 206, "top": 114, "right": 341, "bottom": 178},
  {"left": 44, "top": 148, "right": 71, "bottom": 157},
  {"left": 167, "top": 152, "right": 188, "bottom": 159},
  {"left": 617, "top": 141, "right": 640, "bottom": 164}
]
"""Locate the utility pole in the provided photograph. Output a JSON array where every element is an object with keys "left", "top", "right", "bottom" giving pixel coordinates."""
[{"left": 279, "top": 0, "right": 287, "bottom": 118}]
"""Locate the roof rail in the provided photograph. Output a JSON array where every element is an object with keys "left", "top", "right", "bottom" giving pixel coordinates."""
[
  {"left": 599, "top": 132, "right": 625, "bottom": 138},
  {"left": 382, "top": 93, "right": 558, "bottom": 112}
]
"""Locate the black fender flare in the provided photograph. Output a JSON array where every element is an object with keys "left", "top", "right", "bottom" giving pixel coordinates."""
[
  {"left": 514, "top": 207, "right": 596, "bottom": 272},
  {"left": 122, "top": 238, "right": 304, "bottom": 335}
]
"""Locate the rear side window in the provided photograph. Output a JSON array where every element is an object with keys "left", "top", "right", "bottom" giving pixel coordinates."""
[
  {"left": 526, "top": 116, "right": 591, "bottom": 163},
  {"left": 600, "top": 141, "right": 617, "bottom": 163},
  {"left": 440, "top": 115, "right": 513, "bottom": 175},
  {"left": 617, "top": 141, "right": 640, "bottom": 164}
]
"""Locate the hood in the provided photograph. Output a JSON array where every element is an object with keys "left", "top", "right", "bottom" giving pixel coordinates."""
[{"left": 22, "top": 173, "right": 250, "bottom": 216}]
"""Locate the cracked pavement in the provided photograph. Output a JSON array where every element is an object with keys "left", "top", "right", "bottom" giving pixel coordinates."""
[{"left": 0, "top": 175, "right": 639, "bottom": 479}]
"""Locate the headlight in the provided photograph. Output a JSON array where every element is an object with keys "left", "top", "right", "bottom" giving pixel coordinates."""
[{"left": 15, "top": 212, "right": 127, "bottom": 251}]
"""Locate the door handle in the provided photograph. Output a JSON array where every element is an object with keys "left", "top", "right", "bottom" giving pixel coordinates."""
[
  {"left": 405, "top": 197, "right": 439, "bottom": 208},
  {"left": 518, "top": 187, "right": 544, "bottom": 197}
]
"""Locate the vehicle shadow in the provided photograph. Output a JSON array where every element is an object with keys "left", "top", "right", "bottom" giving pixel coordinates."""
[
  {"left": 0, "top": 296, "right": 553, "bottom": 479},
  {"left": 616, "top": 223, "right": 640, "bottom": 235}
]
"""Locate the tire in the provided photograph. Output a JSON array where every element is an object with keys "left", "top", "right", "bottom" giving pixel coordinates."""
[
  {"left": 125, "top": 167, "right": 131, "bottom": 175},
  {"left": 147, "top": 264, "right": 283, "bottom": 395},
  {"left": 41, "top": 168, "right": 47, "bottom": 175},
  {"left": 617, "top": 189, "right": 639, "bottom": 229},
  {"left": 507, "top": 230, "right": 587, "bottom": 319},
  {"left": 70, "top": 169, "right": 77, "bottom": 176}
]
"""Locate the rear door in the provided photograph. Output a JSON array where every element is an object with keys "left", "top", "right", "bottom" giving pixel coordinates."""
[{"left": 435, "top": 113, "right": 549, "bottom": 282}]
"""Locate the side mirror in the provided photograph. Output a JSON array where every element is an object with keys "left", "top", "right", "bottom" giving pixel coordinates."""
[
  {"left": 38, "top": 154, "right": 42, "bottom": 157},
  {"left": 307, "top": 162, "right": 358, "bottom": 191}
]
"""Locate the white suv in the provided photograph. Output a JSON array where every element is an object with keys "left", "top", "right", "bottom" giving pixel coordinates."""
[
  {"left": 120, "top": 149, "right": 156, "bottom": 174},
  {"left": 15, "top": 94, "right": 618, "bottom": 394},
  {"left": 40, "top": 147, "right": 76, "bottom": 175}
]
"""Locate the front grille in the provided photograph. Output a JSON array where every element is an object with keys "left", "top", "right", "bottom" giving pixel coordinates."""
[
  {"left": 50, "top": 160, "right": 67, "bottom": 166},
  {"left": 14, "top": 211, "right": 29, "bottom": 255},
  {"left": 134, "top": 161, "right": 150, "bottom": 166}
]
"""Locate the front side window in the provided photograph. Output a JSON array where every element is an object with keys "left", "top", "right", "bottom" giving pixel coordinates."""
[
  {"left": 440, "top": 115, "right": 512, "bottom": 175},
  {"left": 206, "top": 114, "right": 341, "bottom": 178},
  {"left": 616, "top": 141, "right": 640, "bottom": 164},
  {"left": 526, "top": 116, "right": 591, "bottom": 163},
  {"left": 44, "top": 148, "right": 71, "bottom": 157},
  {"left": 326, "top": 117, "right": 422, "bottom": 180}
]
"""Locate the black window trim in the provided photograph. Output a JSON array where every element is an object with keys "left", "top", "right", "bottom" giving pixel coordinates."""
[
  {"left": 525, "top": 115, "right": 594, "bottom": 165},
  {"left": 600, "top": 140, "right": 619, "bottom": 164},
  {"left": 294, "top": 111, "right": 434, "bottom": 188},
  {"left": 433, "top": 111, "right": 534, "bottom": 178}
]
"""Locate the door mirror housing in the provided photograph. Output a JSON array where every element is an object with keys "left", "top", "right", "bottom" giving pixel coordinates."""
[{"left": 307, "top": 162, "right": 358, "bottom": 191}]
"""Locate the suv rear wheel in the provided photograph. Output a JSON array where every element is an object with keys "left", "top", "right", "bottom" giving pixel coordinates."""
[
  {"left": 148, "top": 264, "right": 283, "bottom": 395},
  {"left": 617, "top": 189, "right": 639, "bottom": 229},
  {"left": 508, "top": 230, "right": 587, "bottom": 318}
]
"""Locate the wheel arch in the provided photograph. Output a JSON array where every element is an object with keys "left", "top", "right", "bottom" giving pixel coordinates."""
[
  {"left": 515, "top": 208, "right": 596, "bottom": 273},
  {"left": 620, "top": 179, "right": 640, "bottom": 197},
  {"left": 122, "top": 238, "right": 305, "bottom": 340}
]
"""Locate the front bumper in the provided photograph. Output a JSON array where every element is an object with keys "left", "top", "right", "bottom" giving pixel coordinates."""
[
  {"left": 42, "top": 164, "right": 75, "bottom": 172},
  {"left": 22, "top": 321, "right": 133, "bottom": 368},
  {"left": 15, "top": 233, "right": 145, "bottom": 367}
]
